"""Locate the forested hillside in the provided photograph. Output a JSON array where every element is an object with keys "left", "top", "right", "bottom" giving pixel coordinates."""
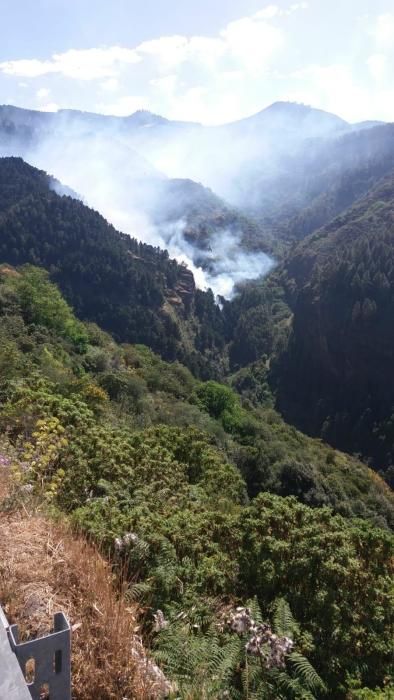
[
  {"left": 0, "top": 263, "right": 392, "bottom": 698},
  {"left": 2, "top": 0, "right": 394, "bottom": 689},
  {"left": 0, "top": 134, "right": 394, "bottom": 698},
  {"left": 2, "top": 154, "right": 394, "bottom": 483},
  {"left": 271, "top": 175, "right": 394, "bottom": 482},
  {"left": 215, "top": 169, "right": 394, "bottom": 485},
  {"left": 273, "top": 123, "right": 394, "bottom": 244},
  {"left": 149, "top": 177, "right": 272, "bottom": 254},
  {"left": 0, "top": 108, "right": 275, "bottom": 266},
  {"left": 0, "top": 157, "right": 226, "bottom": 375}
]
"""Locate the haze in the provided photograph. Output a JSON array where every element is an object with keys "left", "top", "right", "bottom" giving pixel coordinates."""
[{"left": 1, "top": 0, "right": 394, "bottom": 297}]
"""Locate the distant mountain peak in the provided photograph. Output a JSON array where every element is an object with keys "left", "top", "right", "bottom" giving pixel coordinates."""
[
  {"left": 220, "top": 101, "right": 349, "bottom": 143},
  {"left": 264, "top": 100, "right": 331, "bottom": 112},
  {"left": 125, "top": 109, "right": 169, "bottom": 126},
  {"left": 243, "top": 100, "right": 348, "bottom": 127}
]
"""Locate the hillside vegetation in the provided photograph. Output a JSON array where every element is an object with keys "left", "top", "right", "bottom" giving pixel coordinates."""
[
  {"left": 218, "top": 173, "right": 394, "bottom": 484},
  {"left": 0, "top": 263, "right": 392, "bottom": 698}
]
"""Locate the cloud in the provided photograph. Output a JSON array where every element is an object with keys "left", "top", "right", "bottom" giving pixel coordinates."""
[
  {"left": 137, "top": 13, "right": 283, "bottom": 76},
  {"left": 255, "top": 2, "right": 308, "bottom": 19},
  {"left": 101, "top": 78, "right": 120, "bottom": 92},
  {"left": 0, "top": 6, "right": 290, "bottom": 123},
  {"left": 288, "top": 59, "right": 394, "bottom": 123},
  {"left": 255, "top": 6, "right": 280, "bottom": 20},
  {"left": 288, "top": 2, "right": 308, "bottom": 13},
  {"left": 41, "top": 102, "right": 59, "bottom": 112},
  {"left": 0, "top": 7, "right": 285, "bottom": 82},
  {"left": 220, "top": 13, "right": 284, "bottom": 73},
  {"left": 3, "top": 1, "right": 393, "bottom": 125},
  {"left": 287, "top": 63, "right": 366, "bottom": 120},
  {"left": 36, "top": 87, "right": 50, "bottom": 99},
  {"left": 1, "top": 58, "right": 54, "bottom": 78},
  {"left": 367, "top": 54, "right": 387, "bottom": 81},
  {"left": 0, "top": 47, "right": 141, "bottom": 80},
  {"left": 137, "top": 35, "right": 190, "bottom": 72},
  {"left": 373, "top": 13, "right": 394, "bottom": 48},
  {"left": 149, "top": 74, "right": 178, "bottom": 96}
]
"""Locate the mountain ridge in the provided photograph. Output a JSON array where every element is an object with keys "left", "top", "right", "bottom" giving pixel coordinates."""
[
  {"left": 2, "top": 101, "right": 392, "bottom": 265},
  {"left": 2, "top": 99, "right": 380, "bottom": 130}
]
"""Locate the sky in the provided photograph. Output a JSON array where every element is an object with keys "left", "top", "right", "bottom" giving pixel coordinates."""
[{"left": 0, "top": 0, "right": 393, "bottom": 124}]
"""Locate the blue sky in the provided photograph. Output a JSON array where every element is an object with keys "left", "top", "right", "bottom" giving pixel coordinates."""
[{"left": 1, "top": 0, "right": 394, "bottom": 123}]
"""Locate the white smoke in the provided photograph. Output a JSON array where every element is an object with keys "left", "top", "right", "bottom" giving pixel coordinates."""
[
  {"left": 159, "top": 220, "right": 273, "bottom": 297},
  {"left": 0, "top": 111, "right": 276, "bottom": 298},
  {"left": 31, "top": 130, "right": 273, "bottom": 298},
  {"left": 2, "top": 102, "right": 382, "bottom": 301}
]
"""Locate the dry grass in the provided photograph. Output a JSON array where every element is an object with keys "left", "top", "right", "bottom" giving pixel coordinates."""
[{"left": 0, "top": 474, "right": 170, "bottom": 699}]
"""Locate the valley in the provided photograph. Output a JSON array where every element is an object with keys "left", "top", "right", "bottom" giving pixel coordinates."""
[{"left": 0, "top": 99, "right": 393, "bottom": 699}]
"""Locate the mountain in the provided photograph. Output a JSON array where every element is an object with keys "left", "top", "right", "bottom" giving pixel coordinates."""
[
  {"left": 270, "top": 175, "right": 394, "bottom": 481},
  {"left": 258, "top": 123, "right": 394, "bottom": 243},
  {"left": 2, "top": 104, "right": 394, "bottom": 477},
  {"left": 2, "top": 102, "right": 392, "bottom": 267},
  {"left": 351, "top": 119, "right": 386, "bottom": 131},
  {"left": 0, "top": 156, "right": 227, "bottom": 375},
  {"left": 0, "top": 258, "right": 393, "bottom": 698},
  {"left": 221, "top": 101, "right": 348, "bottom": 138},
  {"left": 0, "top": 138, "right": 394, "bottom": 699},
  {"left": 0, "top": 101, "right": 348, "bottom": 149},
  {"left": 0, "top": 104, "right": 274, "bottom": 291},
  {"left": 6, "top": 150, "right": 392, "bottom": 482},
  {"left": 122, "top": 101, "right": 355, "bottom": 210},
  {"left": 125, "top": 103, "right": 392, "bottom": 245}
]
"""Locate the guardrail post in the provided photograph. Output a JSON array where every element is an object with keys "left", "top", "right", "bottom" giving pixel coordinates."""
[{"left": 8, "top": 612, "right": 71, "bottom": 700}]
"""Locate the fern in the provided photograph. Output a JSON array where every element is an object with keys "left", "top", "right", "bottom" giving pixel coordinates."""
[
  {"left": 153, "top": 600, "right": 326, "bottom": 700},
  {"left": 288, "top": 652, "right": 326, "bottom": 694},
  {"left": 213, "top": 636, "right": 243, "bottom": 684},
  {"left": 272, "top": 668, "right": 314, "bottom": 698},
  {"left": 154, "top": 619, "right": 230, "bottom": 696},
  {"left": 248, "top": 596, "right": 264, "bottom": 625},
  {"left": 125, "top": 579, "right": 152, "bottom": 602},
  {"left": 273, "top": 597, "right": 300, "bottom": 638}
]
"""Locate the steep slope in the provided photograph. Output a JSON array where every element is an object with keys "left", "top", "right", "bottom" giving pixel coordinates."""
[
  {"left": 126, "top": 105, "right": 393, "bottom": 253},
  {"left": 0, "top": 474, "right": 169, "bottom": 699},
  {"left": 0, "top": 481, "right": 170, "bottom": 700},
  {"left": 149, "top": 178, "right": 266, "bottom": 251},
  {"left": 272, "top": 175, "right": 394, "bottom": 480},
  {"left": 0, "top": 263, "right": 392, "bottom": 698},
  {"left": 0, "top": 157, "right": 225, "bottom": 374},
  {"left": 272, "top": 123, "right": 394, "bottom": 243}
]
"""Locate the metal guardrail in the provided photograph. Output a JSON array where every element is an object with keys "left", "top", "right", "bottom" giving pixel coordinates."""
[
  {"left": 0, "top": 606, "right": 71, "bottom": 700},
  {"left": 0, "top": 615, "right": 31, "bottom": 699}
]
